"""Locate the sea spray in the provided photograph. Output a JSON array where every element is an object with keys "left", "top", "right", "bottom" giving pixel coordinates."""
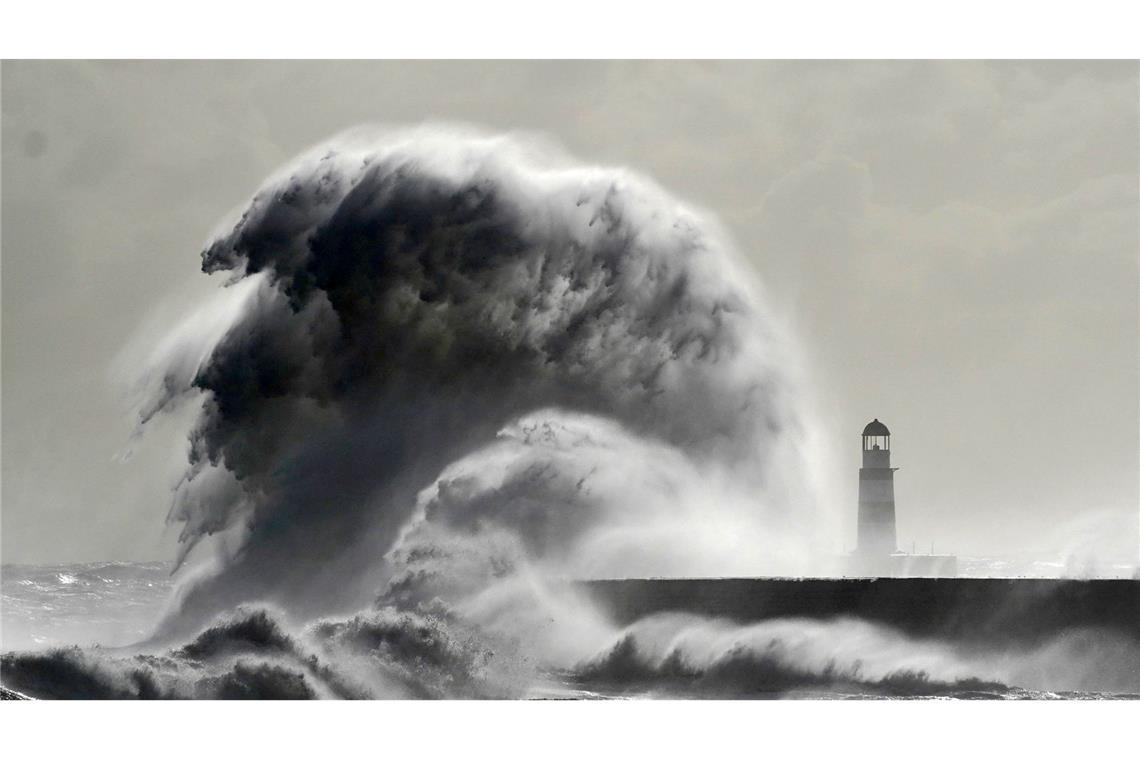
[{"left": 135, "top": 125, "right": 825, "bottom": 638}]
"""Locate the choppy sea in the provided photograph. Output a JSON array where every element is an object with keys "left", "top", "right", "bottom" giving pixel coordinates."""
[
  {"left": 2, "top": 561, "right": 1138, "bottom": 700},
  {"left": 1, "top": 561, "right": 173, "bottom": 652}
]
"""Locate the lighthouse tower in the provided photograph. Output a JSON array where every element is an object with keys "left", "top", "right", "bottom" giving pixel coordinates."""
[{"left": 857, "top": 418, "right": 898, "bottom": 565}]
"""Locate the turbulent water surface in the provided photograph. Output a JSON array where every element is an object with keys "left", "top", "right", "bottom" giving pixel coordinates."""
[
  {"left": 1, "top": 562, "right": 173, "bottom": 651},
  {"left": 3, "top": 561, "right": 1138, "bottom": 699},
  {"left": 2, "top": 128, "right": 1137, "bottom": 700}
]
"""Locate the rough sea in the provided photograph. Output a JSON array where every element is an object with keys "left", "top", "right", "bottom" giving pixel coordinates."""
[
  {"left": 3, "top": 561, "right": 1138, "bottom": 700},
  {"left": 1, "top": 561, "right": 173, "bottom": 652}
]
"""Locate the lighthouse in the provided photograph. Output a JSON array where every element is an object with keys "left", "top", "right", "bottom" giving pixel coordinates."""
[{"left": 856, "top": 418, "right": 898, "bottom": 567}]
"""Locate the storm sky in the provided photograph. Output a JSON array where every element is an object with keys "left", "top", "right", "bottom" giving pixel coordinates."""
[{"left": 2, "top": 60, "right": 1137, "bottom": 565}]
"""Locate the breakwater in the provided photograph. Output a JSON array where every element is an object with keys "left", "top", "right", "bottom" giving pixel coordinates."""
[{"left": 579, "top": 578, "right": 1140, "bottom": 644}]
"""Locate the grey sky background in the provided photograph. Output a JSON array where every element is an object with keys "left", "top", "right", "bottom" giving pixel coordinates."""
[{"left": 2, "top": 60, "right": 1137, "bottom": 565}]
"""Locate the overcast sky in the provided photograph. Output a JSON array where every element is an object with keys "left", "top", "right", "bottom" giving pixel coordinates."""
[{"left": 2, "top": 60, "right": 1137, "bottom": 565}]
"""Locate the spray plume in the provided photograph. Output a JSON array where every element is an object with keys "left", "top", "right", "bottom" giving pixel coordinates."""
[{"left": 136, "top": 126, "right": 824, "bottom": 635}]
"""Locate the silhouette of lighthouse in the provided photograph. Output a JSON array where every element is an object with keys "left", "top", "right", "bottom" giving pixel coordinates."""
[{"left": 857, "top": 418, "right": 898, "bottom": 564}]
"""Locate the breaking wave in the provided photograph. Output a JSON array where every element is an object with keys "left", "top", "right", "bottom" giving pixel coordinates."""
[
  {"left": 122, "top": 125, "right": 828, "bottom": 644},
  {"left": 572, "top": 614, "right": 1140, "bottom": 699},
  {"left": 2, "top": 606, "right": 500, "bottom": 699},
  {"left": 5, "top": 606, "right": 1138, "bottom": 699}
]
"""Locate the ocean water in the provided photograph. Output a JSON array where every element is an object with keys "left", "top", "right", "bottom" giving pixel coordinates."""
[
  {"left": 1, "top": 562, "right": 173, "bottom": 651},
  {"left": 2, "top": 562, "right": 1138, "bottom": 700}
]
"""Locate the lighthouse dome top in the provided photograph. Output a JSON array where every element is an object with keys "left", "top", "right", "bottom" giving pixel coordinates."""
[{"left": 862, "top": 418, "right": 890, "bottom": 437}]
